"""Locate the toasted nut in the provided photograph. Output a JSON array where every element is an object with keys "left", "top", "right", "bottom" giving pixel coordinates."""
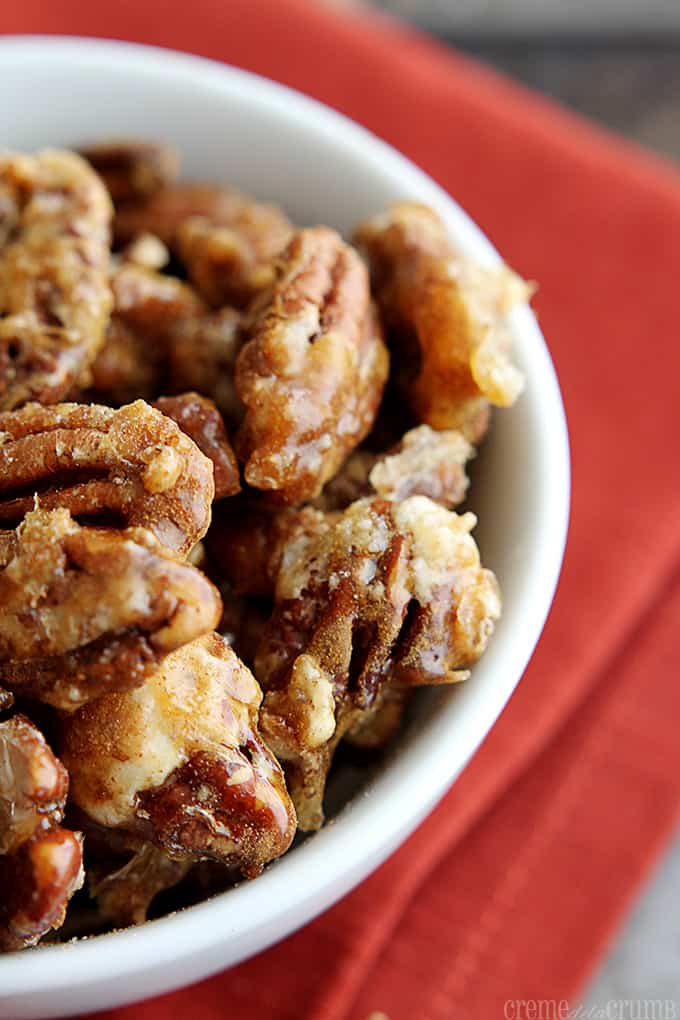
[
  {"left": 168, "top": 306, "right": 244, "bottom": 424},
  {"left": 176, "top": 210, "right": 292, "bottom": 308},
  {"left": 0, "top": 714, "right": 82, "bottom": 951},
  {"left": 0, "top": 150, "right": 113, "bottom": 410},
  {"left": 316, "top": 425, "right": 473, "bottom": 511},
  {"left": 85, "top": 263, "right": 207, "bottom": 405},
  {"left": 154, "top": 393, "right": 240, "bottom": 500},
  {"left": 0, "top": 827, "right": 84, "bottom": 951},
  {"left": 61, "top": 632, "right": 296, "bottom": 876},
  {"left": 235, "top": 227, "right": 389, "bottom": 504},
  {"left": 0, "top": 507, "right": 221, "bottom": 710},
  {"left": 90, "top": 843, "right": 191, "bottom": 927},
  {"left": 0, "top": 715, "right": 69, "bottom": 856},
  {"left": 354, "top": 202, "right": 529, "bottom": 441},
  {"left": 78, "top": 139, "right": 180, "bottom": 203},
  {"left": 114, "top": 181, "right": 292, "bottom": 308},
  {"left": 0, "top": 399, "right": 214, "bottom": 554},
  {"left": 255, "top": 496, "right": 500, "bottom": 829}
]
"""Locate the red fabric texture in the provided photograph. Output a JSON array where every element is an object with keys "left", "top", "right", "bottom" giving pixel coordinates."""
[{"left": 3, "top": 1, "right": 680, "bottom": 1016}]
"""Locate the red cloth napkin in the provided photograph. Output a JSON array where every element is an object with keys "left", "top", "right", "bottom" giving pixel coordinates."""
[{"left": 4, "top": 2, "right": 680, "bottom": 1016}]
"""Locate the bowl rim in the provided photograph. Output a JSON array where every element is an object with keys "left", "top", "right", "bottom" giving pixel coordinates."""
[{"left": 0, "top": 34, "right": 570, "bottom": 997}]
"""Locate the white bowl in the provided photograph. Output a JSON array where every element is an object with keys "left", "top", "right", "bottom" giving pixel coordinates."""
[{"left": 0, "top": 36, "right": 570, "bottom": 1019}]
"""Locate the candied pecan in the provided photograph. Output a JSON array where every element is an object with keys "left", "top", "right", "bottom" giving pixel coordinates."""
[
  {"left": 78, "top": 139, "right": 180, "bottom": 203},
  {"left": 87, "top": 317, "right": 158, "bottom": 405},
  {"left": 235, "top": 228, "right": 389, "bottom": 504},
  {"left": 317, "top": 425, "right": 473, "bottom": 511},
  {"left": 114, "top": 181, "right": 292, "bottom": 306},
  {"left": 176, "top": 210, "right": 292, "bottom": 308},
  {"left": 255, "top": 496, "right": 501, "bottom": 829},
  {"left": 0, "top": 508, "right": 221, "bottom": 710},
  {"left": 110, "top": 262, "right": 205, "bottom": 333},
  {"left": 168, "top": 306, "right": 244, "bottom": 423},
  {"left": 0, "top": 687, "right": 12, "bottom": 712},
  {"left": 0, "top": 826, "right": 84, "bottom": 951},
  {"left": 0, "top": 150, "right": 113, "bottom": 410},
  {"left": 91, "top": 842, "right": 191, "bottom": 927},
  {"left": 154, "top": 393, "right": 240, "bottom": 500},
  {"left": 61, "top": 633, "right": 296, "bottom": 876},
  {"left": 0, "top": 715, "right": 68, "bottom": 856},
  {"left": 86, "top": 263, "right": 207, "bottom": 405},
  {"left": 0, "top": 399, "right": 214, "bottom": 554},
  {"left": 0, "top": 714, "right": 83, "bottom": 951},
  {"left": 354, "top": 202, "right": 529, "bottom": 441}
]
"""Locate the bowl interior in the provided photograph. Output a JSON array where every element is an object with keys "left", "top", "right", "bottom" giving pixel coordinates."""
[{"left": 0, "top": 37, "right": 569, "bottom": 1016}]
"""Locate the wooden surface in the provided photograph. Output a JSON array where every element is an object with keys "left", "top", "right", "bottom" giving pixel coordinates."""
[{"left": 457, "top": 38, "right": 680, "bottom": 162}]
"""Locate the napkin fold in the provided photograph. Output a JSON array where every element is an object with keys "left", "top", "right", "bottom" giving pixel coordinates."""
[{"left": 3, "top": 1, "right": 680, "bottom": 1016}]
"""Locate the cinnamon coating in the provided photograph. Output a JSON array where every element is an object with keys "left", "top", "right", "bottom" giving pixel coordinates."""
[
  {"left": 0, "top": 399, "right": 214, "bottom": 554},
  {"left": 235, "top": 227, "right": 389, "bottom": 504},
  {"left": 255, "top": 496, "right": 500, "bottom": 828},
  {"left": 0, "top": 508, "right": 221, "bottom": 710},
  {"left": 354, "top": 202, "right": 528, "bottom": 441},
  {"left": 61, "top": 633, "right": 296, "bottom": 876},
  {"left": 0, "top": 150, "right": 113, "bottom": 410}
]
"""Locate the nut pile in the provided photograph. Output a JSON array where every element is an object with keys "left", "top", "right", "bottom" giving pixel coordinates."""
[{"left": 0, "top": 142, "right": 529, "bottom": 950}]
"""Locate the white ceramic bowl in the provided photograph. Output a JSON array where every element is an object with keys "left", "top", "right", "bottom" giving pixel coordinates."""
[{"left": 0, "top": 36, "right": 570, "bottom": 1020}]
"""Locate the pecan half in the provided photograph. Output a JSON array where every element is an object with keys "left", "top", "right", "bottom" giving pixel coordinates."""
[
  {"left": 354, "top": 202, "right": 529, "bottom": 441},
  {"left": 0, "top": 399, "right": 214, "bottom": 554},
  {"left": 0, "top": 715, "right": 83, "bottom": 951},
  {"left": 78, "top": 139, "right": 180, "bottom": 203},
  {"left": 176, "top": 210, "right": 292, "bottom": 308},
  {"left": 85, "top": 263, "right": 207, "bottom": 405},
  {"left": 0, "top": 150, "right": 113, "bottom": 410},
  {"left": 61, "top": 632, "right": 296, "bottom": 876},
  {"left": 114, "top": 182, "right": 292, "bottom": 308},
  {"left": 153, "top": 393, "right": 240, "bottom": 501},
  {"left": 0, "top": 715, "right": 69, "bottom": 856},
  {"left": 90, "top": 842, "right": 191, "bottom": 927},
  {"left": 235, "top": 228, "right": 389, "bottom": 504},
  {"left": 255, "top": 496, "right": 501, "bottom": 829},
  {"left": 0, "top": 827, "right": 84, "bottom": 951},
  {"left": 0, "top": 508, "right": 221, "bottom": 710},
  {"left": 316, "top": 425, "right": 473, "bottom": 511},
  {"left": 168, "top": 306, "right": 244, "bottom": 424}
]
